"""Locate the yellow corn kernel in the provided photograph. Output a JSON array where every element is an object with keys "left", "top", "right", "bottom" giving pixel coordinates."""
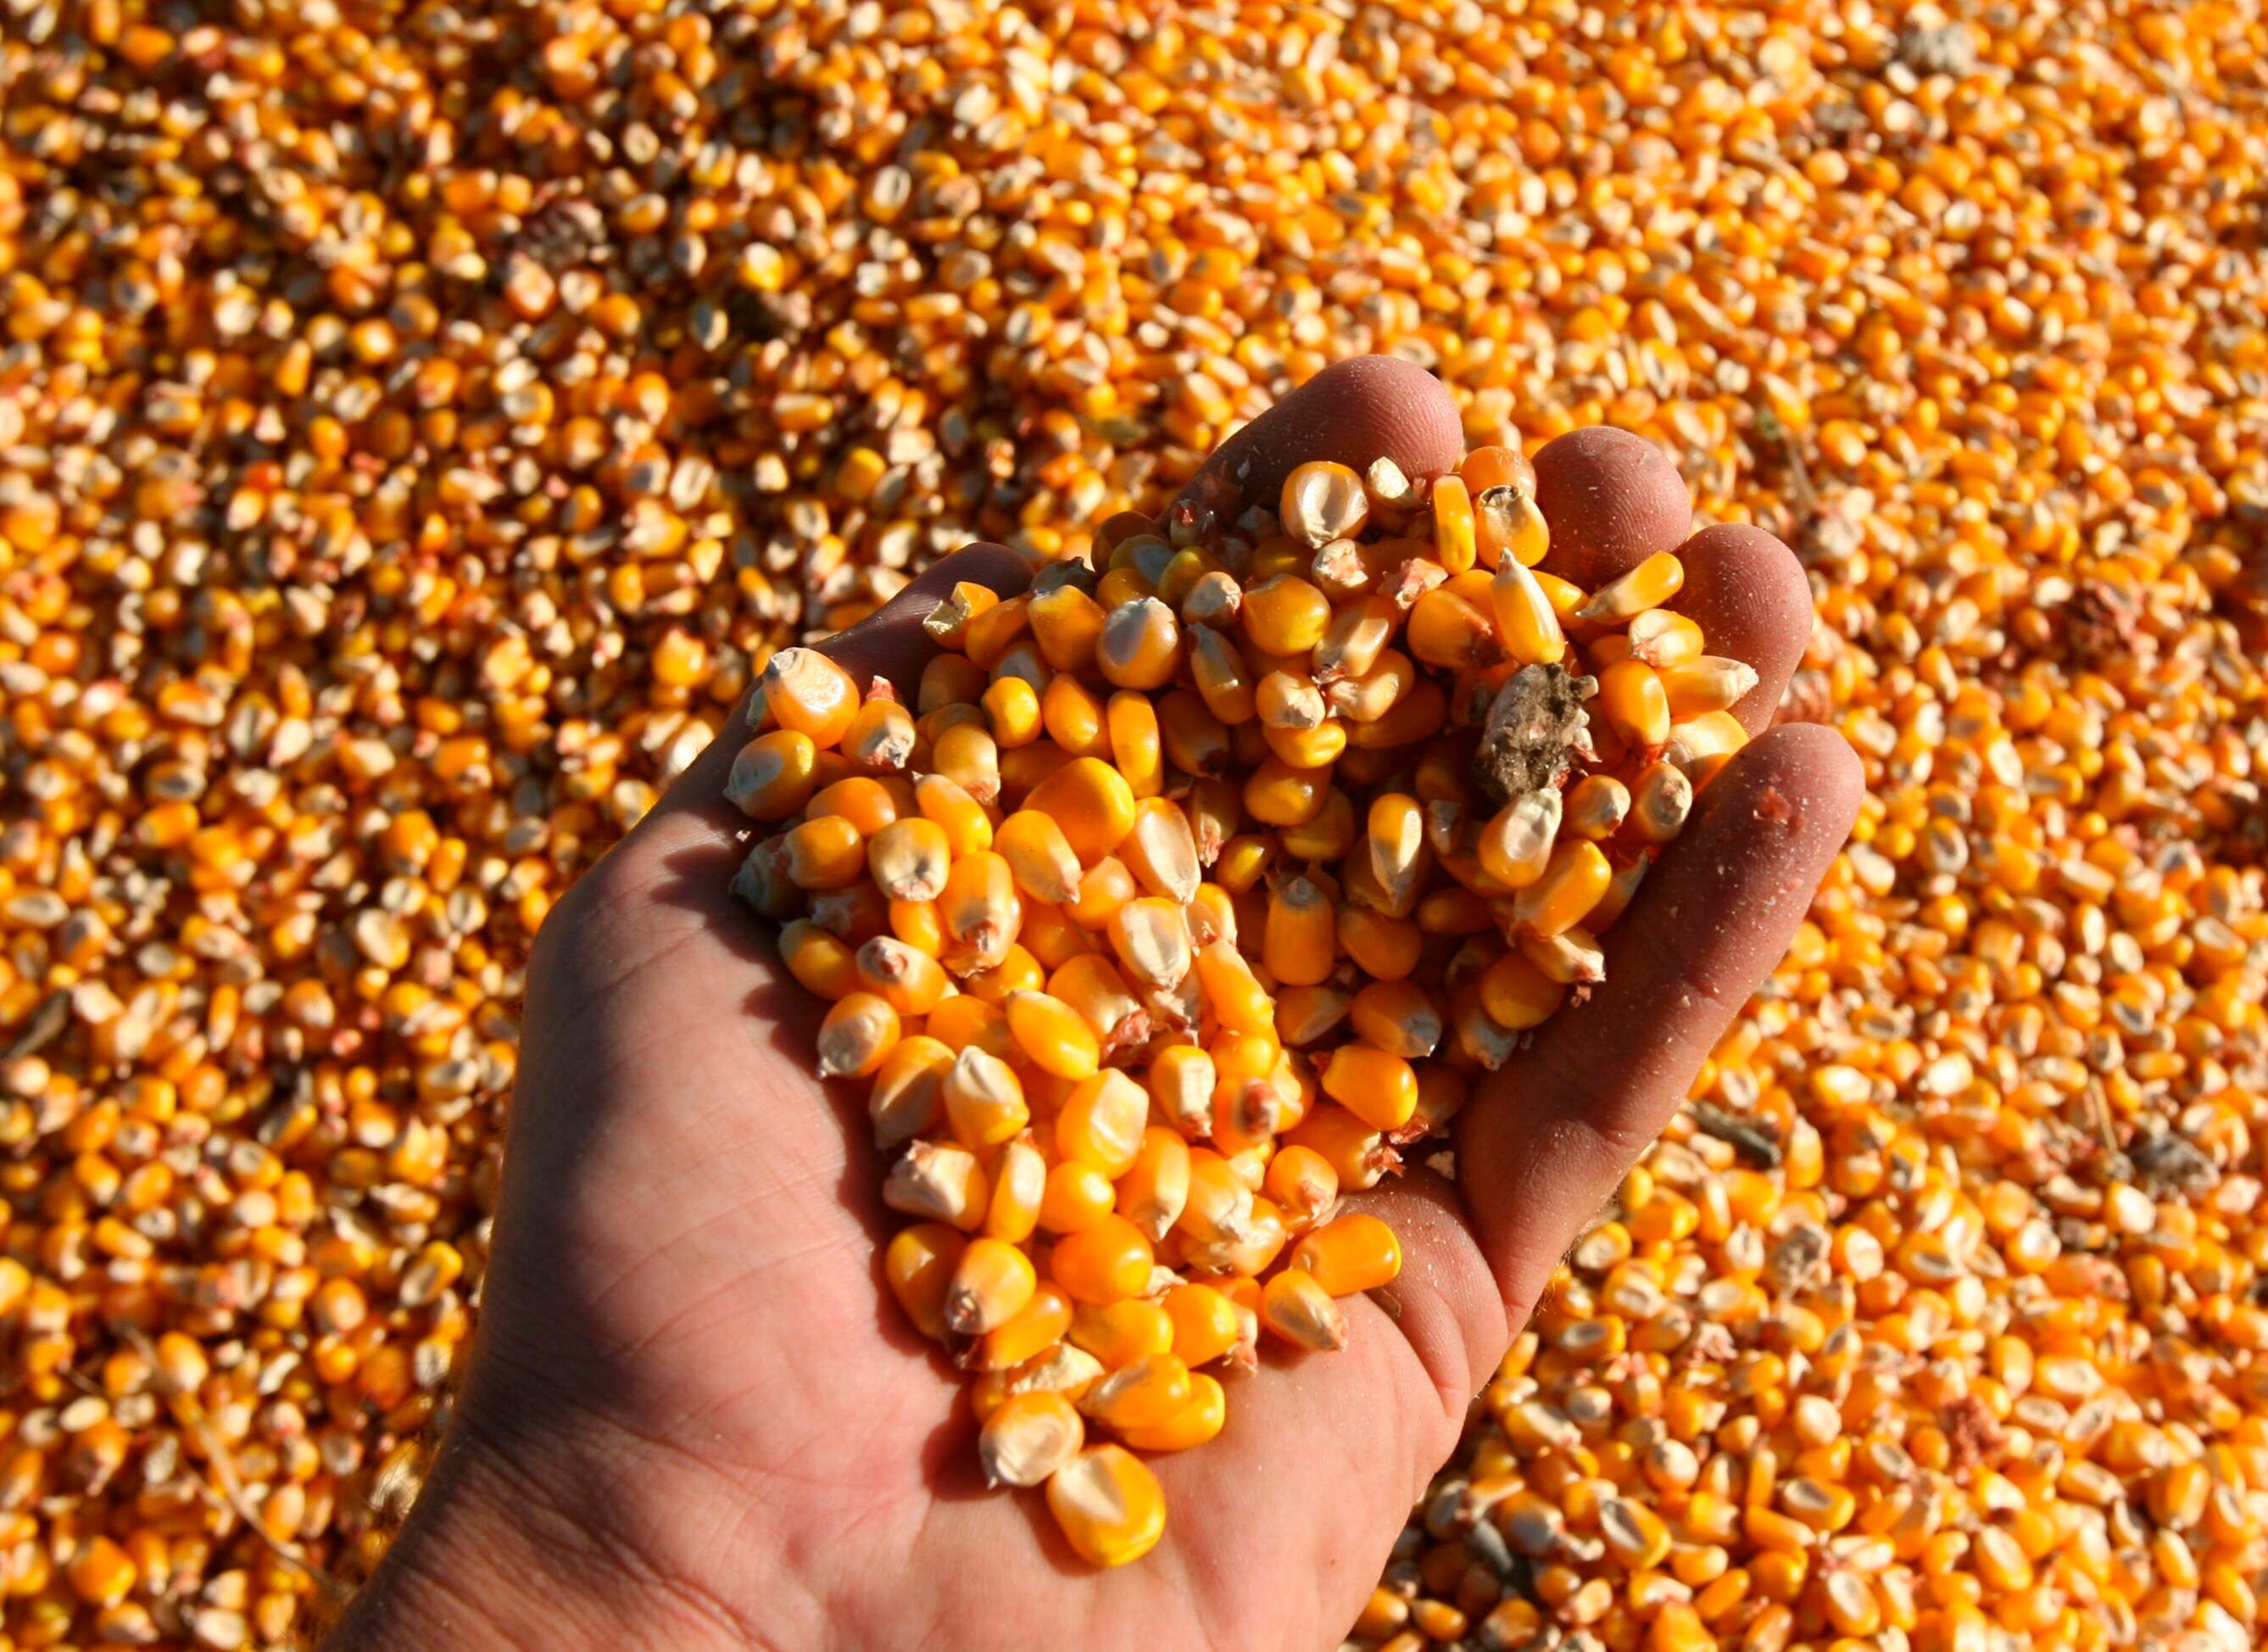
[
  {"left": 1109, "top": 896, "right": 1194, "bottom": 991},
  {"left": 816, "top": 991, "right": 900, "bottom": 1079},
  {"left": 1046, "top": 1445, "right": 1167, "bottom": 1567},
  {"left": 1040, "top": 1160, "right": 1119, "bottom": 1234},
  {"left": 1261, "top": 1266, "right": 1350, "bottom": 1350},
  {"left": 778, "top": 918, "right": 859, "bottom": 1001},
  {"left": 980, "top": 1391, "right": 1085, "bottom": 1488},
  {"left": 1475, "top": 482, "right": 1550, "bottom": 570},
  {"left": 1478, "top": 951, "right": 1566, "bottom": 1030},
  {"left": 1276, "top": 983, "right": 1352, "bottom": 1046},
  {"left": 1314, "top": 593, "right": 1398, "bottom": 683},
  {"left": 867, "top": 1035, "right": 952, "bottom": 1149},
  {"left": 783, "top": 814, "right": 866, "bottom": 889},
  {"left": 725, "top": 729, "right": 821, "bottom": 821},
  {"left": 884, "top": 1222, "right": 967, "bottom": 1341},
  {"left": 1117, "top": 1127, "right": 1192, "bottom": 1241},
  {"left": 1023, "top": 756, "right": 1138, "bottom": 862},
  {"left": 1629, "top": 761, "right": 1694, "bottom": 843},
  {"left": 965, "top": 944, "right": 1045, "bottom": 1004},
  {"left": 1339, "top": 907, "right": 1422, "bottom": 979},
  {"left": 1147, "top": 1044, "right": 1218, "bottom": 1138},
  {"left": 1007, "top": 991, "right": 1102, "bottom": 1080},
  {"left": 1596, "top": 658, "right": 1672, "bottom": 751},
  {"left": 1096, "top": 596, "right": 1182, "bottom": 689},
  {"left": 1563, "top": 774, "right": 1630, "bottom": 840},
  {"left": 1625, "top": 607, "right": 1706, "bottom": 667},
  {"left": 1262, "top": 876, "right": 1336, "bottom": 985},
  {"left": 1407, "top": 586, "right": 1498, "bottom": 668},
  {"left": 1055, "top": 1069, "right": 1151, "bottom": 1176},
  {"left": 843, "top": 695, "right": 916, "bottom": 771},
  {"left": 1665, "top": 710, "right": 1750, "bottom": 781},
  {"left": 761, "top": 647, "right": 860, "bottom": 745},
  {"left": 1488, "top": 555, "right": 1566, "bottom": 667},
  {"left": 1047, "top": 952, "right": 1145, "bottom": 1050},
  {"left": 1119, "top": 1371, "right": 1228, "bottom": 1454},
  {"left": 945, "top": 1236, "right": 1039, "bottom": 1335},
  {"left": 922, "top": 579, "right": 1003, "bottom": 650},
  {"left": 911, "top": 772, "right": 993, "bottom": 854},
  {"left": 1186, "top": 623, "right": 1257, "bottom": 725},
  {"left": 939, "top": 851, "right": 1021, "bottom": 973},
  {"left": 1105, "top": 692, "right": 1162, "bottom": 798},
  {"left": 1477, "top": 789, "right": 1562, "bottom": 889},
  {"left": 1156, "top": 692, "right": 1230, "bottom": 782},
  {"left": 1278, "top": 786, "right": 1357, "bottom": 861},
  {"left": 1282, "top": 460, "right": 1369, "bottom": 545},
  {"left": 1509, "top": 840, "right": 1613, "bottom": 939},
  {"left": 972, "top": 1282, "right": 1073, "bottom": 1370},
  {"left": 942, "top": 1046, "right": 1030, "bottom": 1147},
  {"left": 931, "top": 718, "right": 1001, "bottom": 804},
  {"left": 1290, "top": 1211, "right": 1402, "bottom": 1295},
  {"left": 1242, "top": 574, "right": 1334, "bottom": 656},
  {"left": 1244, "top": 755, "right": 1330, "bottom": 825},
  {"left": 1521, "top": 926, "right": 1605, "bottom": 986},
  {"left": 996, "top": 810, "right": 1085, "bottom": 904},
  {"left": 962, "top": 594, "right": 1034, "bottom": 669},
  {"left": 1321, "top": 1042, "right": 1418, "bottom": 1132},
  {"left": 1050, "top": 1214, "right": 1155, "bottom": 1304},
  {"left": 1283, "top": 1104, "right": 1393, "bottom": 1190},
  {"left": 1188, "top": 944, "right": 1279, "bottom": 1035},
  {"left": 1113, "top": 799, "right": 1200, "bottom": 907},
  {"left": 1351, "top": 979, "right": 1441, "bottom": 1058},
  {"left": 865, "top": 817, "right": 950, "bottom": 903},
  {"left": 927, "top": 995, "right": 1014, "bottom": 1061},
  {"left": 1069, "top": 1298, "right": 1178, "bottom": 1371},
  {"left": 1661, "top": 656, "right": 1761, "bottom": 719},
  {"left": 1040, "top": 672, "right": 1111, "bottom": 757},
  {"left": 884, "top": 1141, "right": 989, "bottom": 1230},
  {"left": 854, "top": 936, "right": 950, "bottom": 1014},
  {"left": 1430, "top": 472, "right": 1478, "bottom": 574},
  {"left": 984, "top": 1136, "right": 1046, "bottom": 1244},
  {"left": 1578, "top": 552, "right": 1686, "bottom": 622},
  {"left": 1161, "top": 1283, "right": 1245, "bottom": 1368},
  {"left": 1030, "top": 583, "right": 1106, "bottom": 672}
]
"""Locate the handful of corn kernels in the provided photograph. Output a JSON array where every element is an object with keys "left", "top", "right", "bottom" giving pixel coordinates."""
[{"left": 726, "top": 441, "right": 1748, "bottom": 1566}]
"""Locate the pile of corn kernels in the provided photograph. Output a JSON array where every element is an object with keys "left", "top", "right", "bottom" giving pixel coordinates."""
[
  {"left": 732, "top": 449, "right": 1738, "bottom": 1567},
  {"left": 4, "top": 0, "right": 2268, "bottom": 1646}
]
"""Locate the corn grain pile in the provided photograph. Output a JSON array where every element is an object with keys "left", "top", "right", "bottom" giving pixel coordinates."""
[{"left": 3, "top": 0, "right": 2268, "bottom": 1646}]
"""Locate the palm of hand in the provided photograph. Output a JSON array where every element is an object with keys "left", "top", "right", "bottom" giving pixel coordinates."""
[{"left": 334, "top": 361, "right": 1859, "bottom": 1652}]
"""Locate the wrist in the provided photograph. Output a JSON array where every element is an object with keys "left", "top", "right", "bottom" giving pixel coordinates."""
[{"left": 325, "top": 1405, "right": 747, "bottom": 1652}]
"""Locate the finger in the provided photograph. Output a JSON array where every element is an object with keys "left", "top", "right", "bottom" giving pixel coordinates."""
[
  {"left": 1528, "top": 432, "right": 1810, "bottom": 733},
  {"left": 637, "top": 543, "right": 1034, "bottom": 839},
  {"left": 1533, "top": 427, "right": 1693, "bottom": 589},
  {"left": 1457, "top": 723, "right": 1864, "bottom": 1320},
  {"left": 1666, "top": 523, "right": 1814, "bottom": 734},
  {"left": 1167, "top": 355, "right": 1463, "bottom": 532}
]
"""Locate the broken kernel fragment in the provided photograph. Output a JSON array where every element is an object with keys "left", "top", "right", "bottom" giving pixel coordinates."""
[{"left": 736, "top": 437, "right": 1726, "bottom": 1566}]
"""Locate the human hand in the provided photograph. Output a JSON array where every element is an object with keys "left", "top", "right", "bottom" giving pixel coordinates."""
[{"left": 328, "top": 359, "right": 1861, "bottom": 1652}]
